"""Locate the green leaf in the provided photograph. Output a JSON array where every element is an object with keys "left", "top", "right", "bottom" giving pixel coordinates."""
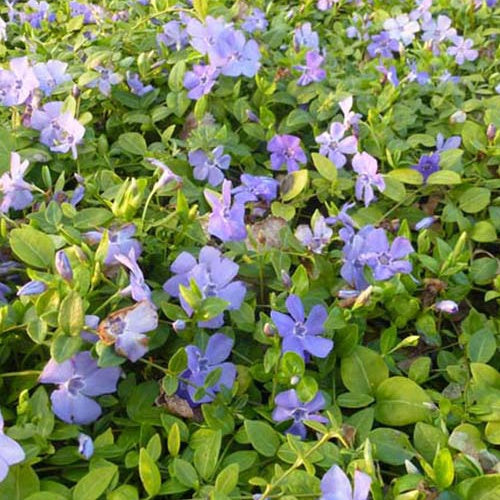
[
  {"left": 58, "top": 291, "right": 84, "bottom": 336},
  {"left": 168, "top": 423, "right": 181, "bottom": 457},
  {"left": 467, "top": 329, "right": 496, "bottom": 363},
  {"left": 215, "top": 464, "right": 239, "bottom": 495},
  {"left": 485, "top": 422, "right": 500, "bottom": 445},
  {"left": 382, "top": 176, "right": 406, "bottom": 202},
  {"left": 51, "top": 335, "right": 82, "bottom": 363},
  {"left": 387, "top": 168, "right": 423, "bottom": 185},
  {"left": 462, "top": 121, "right": 487, "bottom": 152},
  {"left": 337, "top": 392, "right": 374, "bottom": 408},
  {"left": 341, "top": 346, "right": 388, "bottom": 396},
  {"left": 117, "top": 132, "right": 147, "bottom": 156},
  {"left": 168, "top": 61, "right": 186, "bottom": 92},
  {"left": 369, "top": 428, "right": 415, "bottom": 465},
  {"left": 426, "top": 170, "right": 462, "bottom": 185},
  {"left": 25, "top": 494, "right": 66, "bottom": 500},
  {"left": 0, "top": 466, "right": 39, "bottom": 500},
  {"left": 193, "top": 429, "right": 221, "bottom": 480},
  {"left": 0, "top": 127, "right": 15, "bottom": 172},
  {"left": 413, "top": 422, "right": 448, "bottom": 463},
  {"left": 465, "top": 475, "right": 500, "bottom": 500},
  {"left": 197, "top": 297, "right": 230, "bottom": 321},
  {"left": 168, "top": 348, "right": 187, "bottom": 374},
  {"left": 72, "top": 465, "right": 117, "bottom": 500},
  {"left": 471, "top": 221, "right": 497, "bottom": 242},
  {"left": 459, "top": 187, "right": 491, "bottom": 214},
  {"left": 107, "top": 485, "right": 139, "bottom": 500},
  {"left": 10, "top": 227, "right": 55, "bottom": 269},
  {"left": 244, "top": 420, "right": 280, "bottom": 457},
  {"left": 281, "top": 170, "right": 309, "bottom": 201},
  {"left": 311, "top": 153, "right": 338, "bottom": 182},
  {"left": 139, "top": 448, "right": 161, "bottom": 497},
  {"left": 374, "top": 376, "right": 432, "bottom": 426},
  {"left": 173, "top": 458, "right": 199, "bottom": 489},
  {"left": 74, "top": 208, "right": 113, "bottom": 230},
  {"left": 433, "top": 448, "right": 454, "bottom": 490}
]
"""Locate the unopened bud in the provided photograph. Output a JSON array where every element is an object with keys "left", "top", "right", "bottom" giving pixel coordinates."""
[
  {"left": 450, "top": 110, "right": 466, "bottom": 124},
  {"left": 487, "top": 123, "right": 496, "bottom": 141},
  {"left": 55, "top": 250, "right": 73, "bottom": 281},
  {"left": 263, "top": 322, "right": 274, "bottom": 336},
  {"left": 290, "top": 375, "right": 300, "bottom": 385},
  {"left": 281, "top": 270, "right": 291, "bottom": 289},
  {"left": 435, "top": 300, "right": 459, "bottom": 314},
  {"left": 173, "top": 319, "right": 186, "bottom": 332},
  {"left": 17, "top": 280, "right": 47, "bottom": 296},
  {"left": 72, "top": 85, "right": 81, "bottom": 98}
]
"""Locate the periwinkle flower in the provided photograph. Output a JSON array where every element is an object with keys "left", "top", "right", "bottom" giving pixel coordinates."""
[
  {"left": 407, "top": 62, "right": 430, "bottom": 85},
  {"left": 84, "top": 223, "right": 142, "bottom": 266},
  {"left": 0, "top": 57, "right": 39, "bottom": 106},
  {"left": 367, "top": 31, "right": 399, "bottom": 58},
  {"left": 439, "top": 70, "right": 460, "bottom": 85},
  {"left": 17, "top": 280, "right": 47, "bottom": 296},
  {"left": 435, "top": 300, "right": 459, "bottom": 314},
  {"left": 39, "top": 351, "right": 121, "bottom": 424},
  {"left": 157, "top": 20, "right": 188, "bottom": 51},
  {"left": 0, "top": 284, "right": 9, "bottom": 303},
  {"left": 272, "top": 389, "right": 327, "bottom": 439},
  {"left": 242, "top": 8, "right": 268, "bottom": 33},
  {"left": 383, "top": 14, "right": 420, "bottom": 46},
  {"left": 146, "top": 158, "right": 182, "bottom": 190},
  {"left": 98, "top": 300, "right": 158, "bottom": 362},
  {"left": 295, "top": 216, "right": 333, "bottom": 254},
  {"left": 126, "top": 72, "right": 154, "bottom": 96},
  {"left": 435, "top": 133, "right": 461, "bottom": 152},
  {"left": 115, "top": 248, "right": 151, "bottom": 302},
  {"left": 55, "top": 250, "right": 73, "bottom": 282},
  {"left": 447, "top": 36, "right": 478, "bottom": 65},
  {"left": 204, "top": 180, "right": 247, "bottom": 242},
  {"left": 33, "top": 60, "right": 71, "bottom": 96},
  {"left": 180, "top": 333, "right": 236, "bottom": 405},
  {"left": 31, "top": 101, "right": 85, "bottom": 159},
  {"left": 184, "top": 64, "right": 219, "bottom": 99},
  {"left": 69, "top": 1, "right": 102, "bottom": 24},
  {"left": 0, "top": 152, "right": 33, "bottom": 213},
  {"left": 339, "top": 96, "right": 361, "bottom": 134},
  {"left": 189, "top": 146, "right": 230, "bottom": 186},
  {"left": 186, "top": 16, "right": 227, "bottom": 55},
  {"left": 163, "top": 246, "right": 246, "bottom": 329},
  {"left": 352, "top": 152, "right": 385, "bottom": 207},
  {"left": 414, "top": 216, "right": 436, "bottom": 231},
  {"left": 87, "top": 66, "right": 121, "bottom": 96},
  {"left": 295, "top": 51, "right": 326, "bottom": 86},
  {"left": 411, "top": 153, "right": 440, "bottom": 182},
  {"left": 377, "top": 64, "right": 399, "bottom": 87},
  {"left": 0, "top": 409, "right": 25, "bottom": 482},
  {"left": 320, "top": 465, "right": 372, "bottom": 500},
  {"left": 233, "top": 174, "right": 279, "bottom": 205},
  {"left": 267, "top": 134, "right": 307, "bottom": 172},
  {"left": 78, "top": 433, "right": 94, "bottom": 460},
  {"left": 294, "top": 22, "right": 319, "bottom": 51},
  {"left": 271, "top": 294, "right": 332, "bottom": 359},
  {"left": 315, "top": 123, "right": 357, "bottom": 169},
  {"left": 317, "top": 0, "right": 337, "bottom": 10},
  {"left": 421, "top": 15, "right": 456, "bottom": 54}
]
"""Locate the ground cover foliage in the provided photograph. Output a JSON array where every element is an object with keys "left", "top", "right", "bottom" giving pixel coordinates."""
[{"left": 0, "top": 0, "right": 499, "bottom": 499}]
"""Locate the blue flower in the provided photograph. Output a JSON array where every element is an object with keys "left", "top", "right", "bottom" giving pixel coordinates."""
[
  {"left": 188, "top": 146, "right": 230, "bottom": 186},
  {"left": 0, "top": 409, "right": 25, "bottom": 482},
  {"left": 320, "top": 465, "right": 372, "bottom": 500}
]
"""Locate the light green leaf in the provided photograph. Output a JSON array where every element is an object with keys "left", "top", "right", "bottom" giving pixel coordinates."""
[
  {"left": 244, "top": 420, "right": 280, "bottom": 457},
  {"left": 10, "top": 227, "right": 55, "bottom": 269},
  {"left": 139, "top": 448, "right": 161, "bottom": 497}
]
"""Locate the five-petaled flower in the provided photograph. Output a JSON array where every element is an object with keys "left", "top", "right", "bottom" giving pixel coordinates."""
[
  {"left": 0, "top": 409, "right": 25, "bottom": 482},
  {"left": 0, "top": 152, "right": 33, "bottom": 213},
  {"left": 267, "top": 134, "right": 307, "bottom": 172},
  {"left": 320, "top": 465, "right": 372, "bottom": 500},
  {"left": 352, "top": 152, "right": 385, "bottom": 207},
  {"left": 271, "top": 294, "right": 333, "bottom": 359}
]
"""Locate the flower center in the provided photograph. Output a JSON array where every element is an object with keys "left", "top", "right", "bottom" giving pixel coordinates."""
[
  {"left": 292, "top": 407, "right": 307, "bottom": 422},
  {"left": 293, "top": 322, "right": 307, "bottom": 338},
  {"left": 67, "top": 376, "right": 85, "bottom": 395},
  {"left": 203, "top": 282, "right": 218, "bottom": 297},
  {"left": 198, "top": 356, "right": 209, "bottom": 372},
  {"left": 108, "top": 316, "right": 125, "bottom": 338}
]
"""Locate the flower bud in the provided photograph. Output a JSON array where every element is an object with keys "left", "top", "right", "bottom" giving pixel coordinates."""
[
  {"left": 173, "top": 319, "right": 186, "bottom": 332},
  {"left": 72, "top": 85, "right": 81, "bottom": 98},
  {"left": 487, "top": 123, "right": 496, "bottom": 141},
  {"left": 55, "top": 250, "right": 73, "bottom": 281},
  {"left": 435, "top": 300, "right": 459, "bottom": 314},
  {"left": 450, "top": 110, "right": 466, "bottom": 124},
  {"left": 17, "top": 280, "right": 47, "bottom": 296},
  {"left": 415, "top": 216, "right": 436, "bottom": 231},
  {"left": 78, "top": 433, "right": 94, "bottom": 460},
  {"left": 263, "top": 322, "right": 274, "bottom": 336},
  {"left": 281, "top": 270, "right": 292, "bottom": 289},
  {"left": 290, "top": 375, "right": 300, "bottom": 385}
]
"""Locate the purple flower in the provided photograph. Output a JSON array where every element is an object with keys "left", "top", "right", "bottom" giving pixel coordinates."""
[
  {"left": 435, "top": 300, "right": 459, "bottom": 314},
  {"left": 267, "top": 134, "right": 307, "bottom": 172},
  {"left": 435, "top": 133, "right": 461, "bottom": 152},
  {"left": 17, "top": 280, "right": 47, "bottom": 296},
  {"left": 409, "top": 0, "right": 433, "bottom": 21},
  {"left": 126, "top": 72, "right": 154, "bottom": 96},
  {"left": 78, "top": 433, "right": 94, "bottom": 460},
  {"left": 33, "top": 60, "right": 71, "bottom": 96},
  {"left": 341, "top": 226, "right": 413, "bottom": 290},
  {"left": 271, "top": 294, "right": 332, "bottom": 360},
  {"left": 411, "top": 152, "right": 440, "bottom": 182},
  {"left": 0, "top": 409, "right": 25, "bottom": 482},
  {"left": 421, "top": 15, "right": 456, "bottom": 54},
  {"left": 208, "top": 29, "right": 261, "bottom": 77},
  {"left": 0, "top": 283, "right": 9, "bottom": 303},
  {"left": 180, "top": 333, "right": 236, "bottom": 405},
  {"left": 0, "top": 57, "right": 38, "bottom": 106},
  {"left": 39, "top": 351, "right": 121, "bottom": 424},
  {"left": 407, "top": 62, "right": 430, "bottom": 85},
  {"left": 352, "top": 152, "right": 385, "bottom": 206},
  {"left": 242, "top": 8, "right": 268, "bottom": 33},
  {"left": 367, "top": 32, "right": 399, "bottom": 58},
  {"left": 146, "top": 158, "right": 182, "bottom": 190},
  {"left": 189, "top": 146, "right": 230, "bottom": 186},
  {"left": 439, "top": 70, "right": 460, "bottom": 85},
  {"left": 317, "top": 0, "right": 337, "bottom": 11},
  {"left": 55, "top": 250, "right": 73, "bottom": 282},
  {"left": 184, "top": 64, "right": 219, "bottom": 99},
  {"left": 315, "top": 123, "right": 357, "bottom": 169},
  {"left": 414, "top": 216, "right": 436, "bottom": 231},
  {"left": 186, "top": 16, "right": 227, "bottom": 55},
  {"left": 320, "top": 465, "right": 372, "bottom": 500},
  {"left": 295, "top": 216, "right": 333, "bottom": 254},
  {"left": 98, "top": 300, "right": 158, "bottom": 362},
  {"left": 294, "top": 23, "right": 319, "bottom": 51},
  {"left": 204, "top": 180, "right": 247, "bottom": 242},
  {"left": 377, "top": 64, "right": 399, "bottom": 87},
  {"left": 157, "top": 20, "right": 188, "bottom": 51},
  {"left": 383, "top": 14, "right": 420, "bottom": 46},
  {"left": 115, "top": 249, "right": 151, "bottom": 302},
  {"left": 447, "top": 36, "right": 478, "bottom": 65},
  {"left": 0, "top": 152, "right": 33, "bottom": 213},
  {"left": 272, "top": 389, "right": 327, "bottom": 439},
  {"left": 163, "top": 246, "right": 246, "bottom": 329},
  {"left": 339, "top": 96, "right": 361, "bottom": 134},
  {"left": 69, "top": 2, "right": 102, "bottom": 24},
  {"left": 87, "top": 66, "right": 121, "bottom": 96},
  {"left": 295, "top": 51, "right": 326, "bottom": 86},
  {"left": 233, "top": 174, "right": 279, "bottom": 205},
  {"left": 84, "top": 224, "right": 142, "bottom": 266},
  {"left": 31, "top": 101, "right": 85, "bottom": 159}
]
